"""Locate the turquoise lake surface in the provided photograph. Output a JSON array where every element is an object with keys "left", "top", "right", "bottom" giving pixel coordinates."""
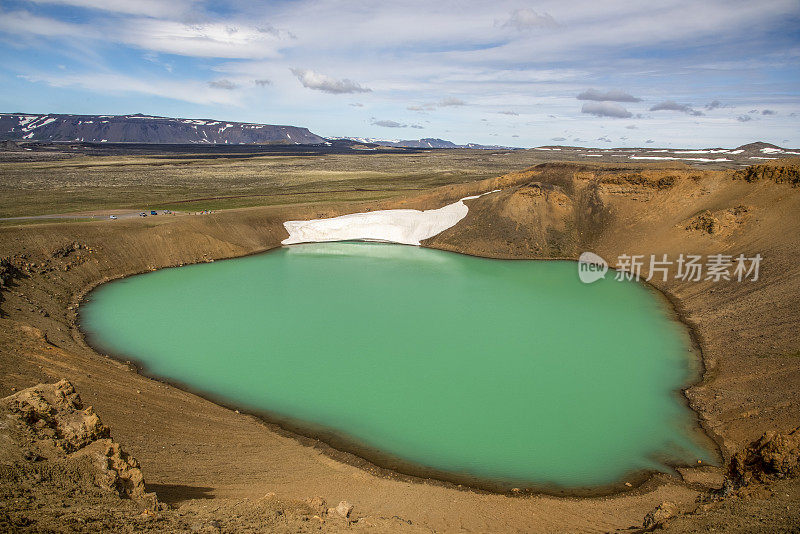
[{"left": 81, "top": 242, "right": 713, "bottom": 489}]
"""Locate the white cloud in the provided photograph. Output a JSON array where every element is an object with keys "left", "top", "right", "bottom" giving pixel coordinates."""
[
  {"left": 445, "top": 1, "right": 800, "bottom": 67},
  {"left": 28, "top": 0, "right": 198, "bottom": 18},
  {"left": 0, "top": 10, "right": 291, "bottom": 59},
  {"left": 2, "top": 0, "right": 798, "bottom": 147},
  {"left": 0, "top": 10, "right": 91, "bottom": 38},
  {"left": 650, "top": 100, "right": 704, "bottom": 116},
  {"left": 291, "top": 68, "right": 371, "bottom": 94},
  {"left": 437, "top": 97, "right": 466, "bottom": 107},
  {"left": 499, "top": 8, "right": 558, "bottom": 31},
  {"left": 208, "top": 79, "right": 238, "bottom": 90},
  {"left": 119, "top": 20, "right": 290, "bottom": 59},
  {"left": 577, "top": 89, "right": 640, "bottom": 102},
  {"left": 371, "top": 119, "right": 405, "bottom": 128},
  {"left": 21, "top": 73, "right": 242, "bottom": 106},
  {"left": 581, "top": 102, "right": 633, "bottom": 118}
]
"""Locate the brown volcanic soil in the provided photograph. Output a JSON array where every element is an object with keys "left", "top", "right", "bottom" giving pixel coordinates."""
[{"left": 0, "top": 160, "right": 799, "bottom": 532}]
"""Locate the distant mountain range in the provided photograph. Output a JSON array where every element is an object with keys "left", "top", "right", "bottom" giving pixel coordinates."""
[
  {"left": 0, "top": 114, "right": 796, "bottom": 160},
  {"left": 0, "top": 113, "right": 517, "bottom": 149},
  {"left": 0, "top": 113, "right": 326, "bottom": 145},
  {"left": 334, "top": 137, "right": 516, "bottom": 150}
]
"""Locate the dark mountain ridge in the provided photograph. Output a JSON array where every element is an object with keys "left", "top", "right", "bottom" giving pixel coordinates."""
[{"left": 0, "top": 113, "right": 326, "bottom": 145}]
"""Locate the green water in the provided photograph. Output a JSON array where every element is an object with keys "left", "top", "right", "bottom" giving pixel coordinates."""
[{"left": 81, "top": 242, "right": 712, "bottom": 489}]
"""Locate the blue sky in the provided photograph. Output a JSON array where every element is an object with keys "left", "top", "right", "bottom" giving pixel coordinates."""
[{"left": 0, "top": 0, "right": 798, "bottom": 147}]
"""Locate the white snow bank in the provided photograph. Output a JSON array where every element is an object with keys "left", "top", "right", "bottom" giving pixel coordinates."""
[
  {"left": 282, "top": 190, "right": 501, "bottom": 246},
  {"left": 673, "top": 149, "right": 730, "bottom": 154},
  {"left": 17, "top": 115, "right": 38, "bottom": 127},
  {"left": 629, "top": 156, "right": 730, "bottom": 162}
]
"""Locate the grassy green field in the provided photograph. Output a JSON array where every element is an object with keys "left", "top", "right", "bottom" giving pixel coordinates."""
[{"left": 0, "top": 149, "right": 546, "bottom": 218}]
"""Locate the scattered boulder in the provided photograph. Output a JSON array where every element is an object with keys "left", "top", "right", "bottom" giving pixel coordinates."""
[
  {"left": 0, "top": 257, "right": 24, "bottom": 290},
  {"left": 327, "top": 500, "right": 353, "bottom": 519},
  {"left": 728, "top": 427, "right": 800, "bottom": 487},
  {"left": 305, "top": 496, "right": 326, "bottom": 510},
  {"left": 72, "top": 439, "right": 148, "bottom": 501},
  {"left": 1, "top": 380, "right": 157, "bottom": 507},
  {"left": 642, "top": 501, "right": 678, "bottom": 529},
  {"left": 336, "top": 500, "right": 354, "bottom": 518},
  {"left": 4, "top": 379, "right": 110, "bottom": 452},
  {"left": 51, "top": 241, "right": 91, "bottom": 258},
  {"left": 686, "top": 210, "right": 718, "bottom": 234},
  {"left": 729, "top": 204, "right": 749, "bottom": 216},
  {"left": 684, "top": 205, "right": 750, "bottom": 236}
]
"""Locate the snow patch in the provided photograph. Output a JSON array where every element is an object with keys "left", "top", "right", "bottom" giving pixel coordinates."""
[
  {"left": 629, "top": 156, "right": 730, "bottom": 162},
  {"left": 282, "top": 190, "right": 502, "bottom": 246},
  {"left": 17, "top": 115, "right": 39, "bottom": 127},
  {"left": 34, "top": 117, "right": 56, "bottom": 128},
  {"left": 673, "top": 149, "right": 730, "bottom": 154}
]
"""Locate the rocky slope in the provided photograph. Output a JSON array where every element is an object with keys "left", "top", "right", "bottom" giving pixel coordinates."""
[
  {"left": 1, "top": 381, "right": 422, "bottom": 532},
  {"left": 0, "top": 380, "right": 159, "bottom": 530},
  {"left": 2, "top": 381, "right": 795, "bottom": 533},
  {"left": 0, "top": 114, "right": 326, "bottom": 145}
]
